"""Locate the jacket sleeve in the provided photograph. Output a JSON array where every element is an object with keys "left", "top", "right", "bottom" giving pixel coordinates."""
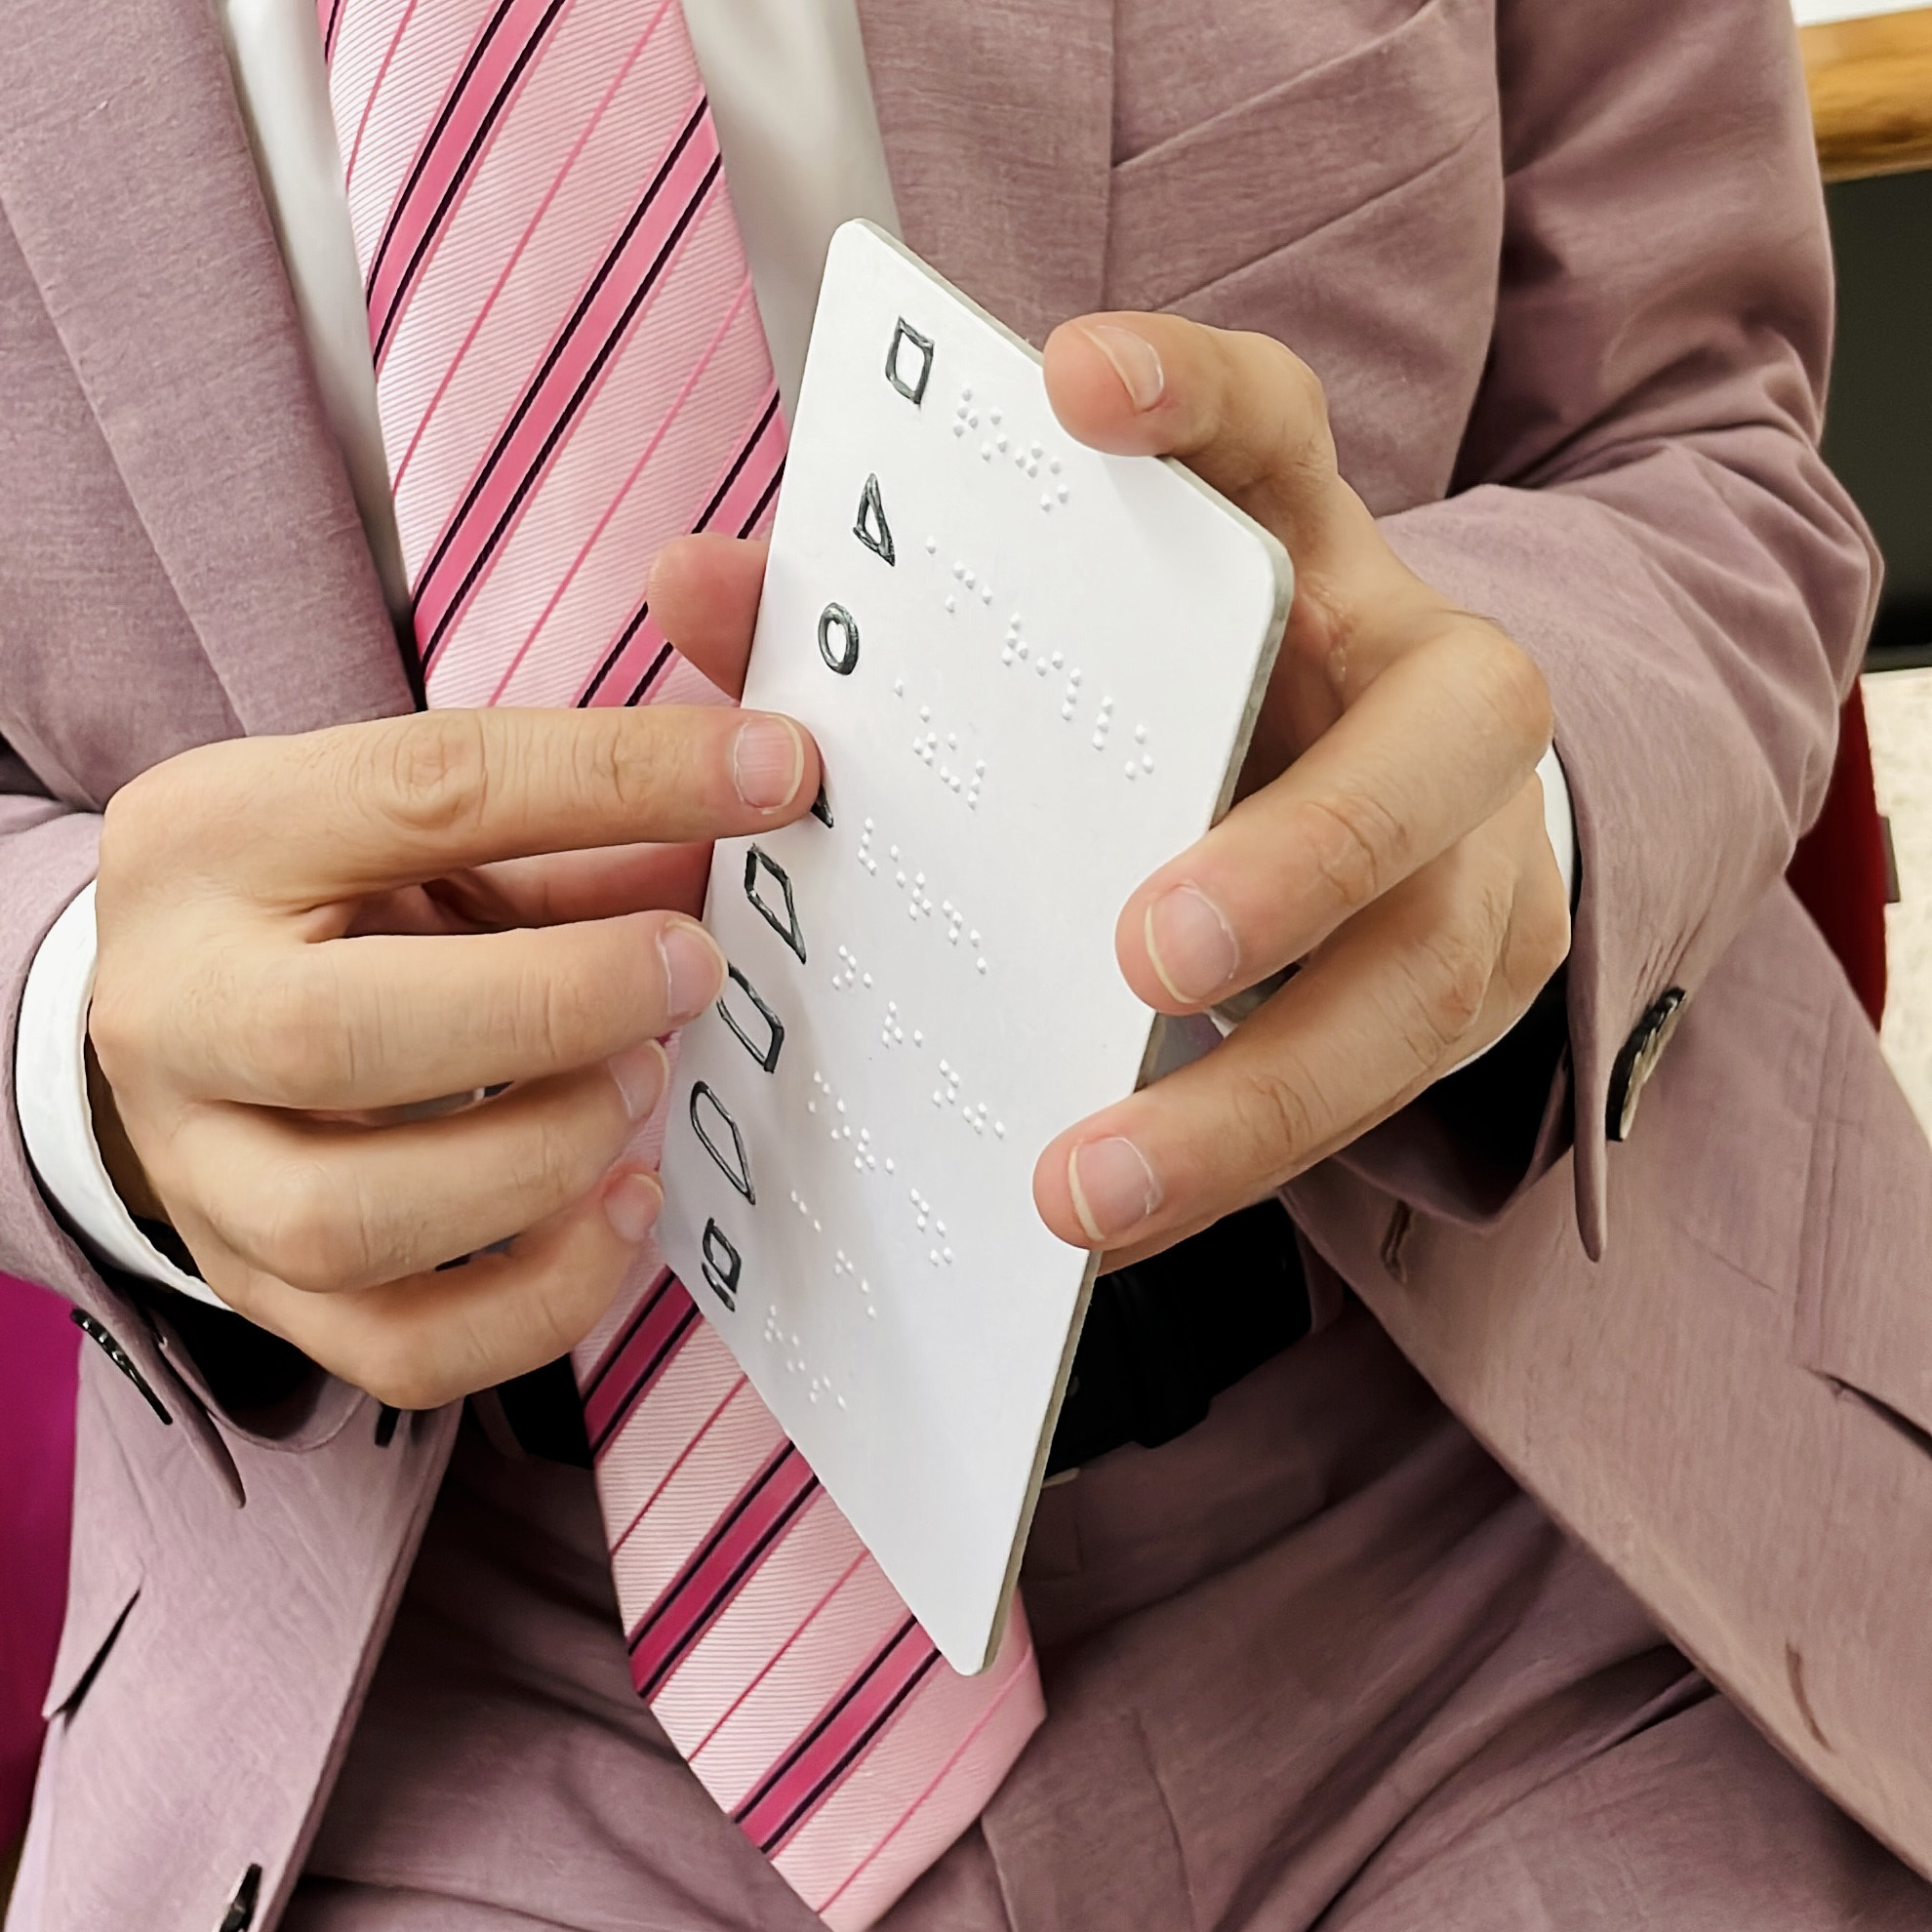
[
  {"left": 1339, "top": 0, "right": 1877, "bottom": 1256},
  {"left": 0, "top": 782, "right": 106, "bottom": 1303}
]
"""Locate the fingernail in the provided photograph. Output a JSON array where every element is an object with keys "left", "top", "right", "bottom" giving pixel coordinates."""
[
  {"left": 660, "top": 919, "right": 725, "bottom": 1026},
  {"left": 1067, "top": 1137, "right": 1161, "bottom": 1245},
  {"left": 1082, "top": 323, "right": 1166, "bottom": 413},
  {"left": 603, "top": 1167, "right": 663, "bottom": 1245},
  {"left": 732, "top": 714, "right": 805, "bottom": 811},
  {"left": 606, "top": 1040, "right": 668, "bottom": 1121},
  {"left": 1146, "top": 884, "right": 1239, "bottom": 1003}
]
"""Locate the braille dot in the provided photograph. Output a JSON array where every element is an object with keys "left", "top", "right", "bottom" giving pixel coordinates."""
[
  {"left": 1143, "top": 755, "right": 1154, "bottom": 774},
  {"left": 981, "top": 445, "right": 992, "bottom": 462},
  {"left": 944, "top": 595, "right": 956, "bottom": 613},
  {"left": 890, "top": 845, "right": 901, "bottom": 861},
  {"left": 807, "top": 1101, "right": 818, "bottom": 1113},
  {"left": 975, "top": 760, "right": 986, "bottom": 774},
  {"left": 994, "top": 1121, "right": 1007, "bottom": 1137},
  {"left": 996, "top": 434, "right": 1008, "bottom": 454},
  {"left": 1017, "top": 641, "right": 1029, "bottom": 659},
  {"left": 895, "top": 870, "right": 906, "bottom": 886},
  {"left": 1041, "top": 495, "right": 1053, "bottom": 510},
  {"left": 947, "top": 733, "right": 958, "bottom": 749},
  {"left": 1092, "top": 732, "right": 1106, "bottom": 749},
  {"left": 968, "top": 411, "right": 979, "bottom": 427},
  {"left": 1050, "top": 458, "right": 1062, "bottom": 473},
  {"left": 925, "top": 536, "right": 938, "bottom": 553},
  {"left": 981, "top": 584, "right": 993, "bottom": 603},
  {"left": 1134, "top": 724, "right": 1148, "bottom": 744},
  {"left": 1125, "top": 762, "right": 1139, "bottom": 781},
  {"left": 1061, "top": 704, "right": 1074, "bottom": 720},
  {"left": 952, "top": 423, "right": 965, "bottom": 437},
  {"left": 943, "top": 1248, "right": 954, "bottom": 1264},
  {"left": 964, "top": 569, "right": 976, "bottom": 588},
  {"left": 930, "top": 1250, "right": 941, "bottom": 1266},
  {"left": 913, "top": 1030, "right": 924, "bottom": 1045},
  {"left": 1036, "top": 660, "right": 1049, "bottom": 677},
  {"left": 990, "top": 408, "right": 1002, "bottom": 424},
  {"left": 1070, "top": 668, "right": 1083, "bottom": 685},
  {"left": 937, "top": 1220, "right": 947, "bottom": 1235},
  {"left": 863, "top": 972, "right": 873, "bottom": 987},
  {"left": 977, "top": 957, "right": 988, "bottom": 974},
  {"left": 813, "top": 1220, "right": 822, "bottom": 1233},
  {"left": 1057, "top": 485, "right": 1069, "bottom": 503},
  {"left": 886, "top": 1159, "right": 896, "bottom": 1173},
  {"left": 1024, "top": 459, "right": 1036, "bottom": 476},
  {"left": 894, "top": 678, "right": 905, "bottom": 696},
  {"left": 933, "top": 1091, "right": 944, "bottom": 1106},
  {"left": 919, "top": 705, "right": 931, "bottom": 722},
  {"left": 866, "top": 1307, "right": 877, "bottom": 1320},
  {"left": 1001, "top": 648, "right": 1016, "bottom": 665},
  {"left": 961, "top": 385, "right": 973, "bottom": 401},
  {"left": 1050, "top": 652, "right": 1064, "bottom": 669}
]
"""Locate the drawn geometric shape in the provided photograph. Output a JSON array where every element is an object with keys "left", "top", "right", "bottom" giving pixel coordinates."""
[
  {"left": 818, "top": 602, "right": 861, "bottom": 676},
  {"left": 701, "top": 1218, "right": 743, "bottom": 1311},
  {"left": 885, "top": 317, "right": 935, "bottom": 405},
  {"left": 810, "top": 782, "right": 834, "bottom": 827},
  {"left": 690, "top": 1081, "right": 755, "bottom": 1203},
  {"left": 718, "top": 964, "right": 785, "bottom": 1073},
  {"left": 745, "top": 844, "right": 807, "bottom": 962},
  {"left": 854, "top": 472, "right": 896, "bottom": 567}
]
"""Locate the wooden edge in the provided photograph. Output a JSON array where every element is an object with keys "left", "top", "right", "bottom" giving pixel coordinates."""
[{"left": 1802, "top": 11, "right": 1932, "bottom": 182}]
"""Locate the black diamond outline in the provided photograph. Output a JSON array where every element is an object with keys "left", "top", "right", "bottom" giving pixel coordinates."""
[
  {"left": 885, "top": 317, "right": 935, "bottom": 405},
  {"left": 744, "top": 845, "right": 806, "bottom": 962}
]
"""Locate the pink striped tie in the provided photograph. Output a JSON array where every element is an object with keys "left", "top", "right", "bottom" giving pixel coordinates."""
[{"left": 320, "top": 1, "right": 1044, "bottom": 1923}]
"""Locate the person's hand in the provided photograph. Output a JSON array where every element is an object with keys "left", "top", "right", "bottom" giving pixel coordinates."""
[
  {"left": 89, "top": 702, "right": 820, "bottom": 1408},
  {"left": 648, "top": 311, "right": 1569, "bottom": 1272},
  {"left": 1028, "top": 314, "right": 1568, "bottom": 1263}
]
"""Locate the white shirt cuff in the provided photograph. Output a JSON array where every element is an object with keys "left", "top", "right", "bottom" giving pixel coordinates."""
[{"left": 16, "top": 881, "right": 226, "bottom": 1307}]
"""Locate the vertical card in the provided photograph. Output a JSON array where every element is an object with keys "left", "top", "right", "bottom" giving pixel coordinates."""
[{"left": 659, "top": 221, "right": 1289, "bottom": 1671}]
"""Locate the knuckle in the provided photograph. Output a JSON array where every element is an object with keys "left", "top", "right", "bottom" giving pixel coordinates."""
[
  {"left": 1393, "top": 918, "right": 1497, "bottom": 1066},
  {"left": 237, "top": 967, "right": 355, "bottom": 1104},
  {"left": 1228, "top": 1058, "right": 1324, "bottom": 1173},
  {"left": 1300, "top": 788, "right": 1404, "bottom": 913},
  {"left": 345, "top": 1331, "right": 452, "bottom": 1413},
  {"left": 1509, "top": 892, "right": 1572, "bottom": 999},
  {"left": 1469, "top": 624, "right": 1552, "bottom": 756},
  {"left": 358, "top": 711, "right": 493, "bottom": 841},
  {"left": 234, "top": 1157, "right": 369, "bottom": 1293}
]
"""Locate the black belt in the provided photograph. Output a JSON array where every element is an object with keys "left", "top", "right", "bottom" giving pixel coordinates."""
[
  {"left": 495, "top": 1197, "right": 1311, "bottom": 1474},
  {"left": 1043, "top": 1196, "right": 1309, "bottom": 1475}
]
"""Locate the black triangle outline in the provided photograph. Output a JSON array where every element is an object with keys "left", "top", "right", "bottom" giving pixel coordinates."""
[{"left": 854, "top": 473, "right": 896, "bottom": 567}]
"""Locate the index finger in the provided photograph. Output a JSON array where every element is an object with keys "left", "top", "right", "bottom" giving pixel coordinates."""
[{"left": 213, "top": 704, "right": 820, "bottom": 900}]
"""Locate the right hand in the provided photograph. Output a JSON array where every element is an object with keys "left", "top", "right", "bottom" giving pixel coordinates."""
[{"left": 88, "top": 702, "right": 820, "bottom": 1410}]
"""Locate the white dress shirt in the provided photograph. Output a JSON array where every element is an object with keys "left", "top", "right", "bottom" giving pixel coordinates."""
[{"left": 14, "top": 0, "right": 1573, "bottom": 1304}]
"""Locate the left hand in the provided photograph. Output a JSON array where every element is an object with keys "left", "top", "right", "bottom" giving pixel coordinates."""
[
  {"left": 1029, "top": 314, "right": 1569, "bottom": 1263},
  {"left": 652, "top": 312, "right": 1570, "bottom": 1270}
]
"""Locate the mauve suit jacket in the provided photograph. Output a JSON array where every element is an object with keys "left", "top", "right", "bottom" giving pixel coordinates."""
[{"left": 5, "top": 0, "right": 1932, "bottom": 1924}]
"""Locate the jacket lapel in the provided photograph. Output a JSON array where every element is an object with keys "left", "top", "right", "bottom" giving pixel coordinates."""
[
  {"left": 855, "top": 0, "right": 1115, "bottom": 349},
  {"left": 0, "top": 0, "right": 411, "bottom": 738}
]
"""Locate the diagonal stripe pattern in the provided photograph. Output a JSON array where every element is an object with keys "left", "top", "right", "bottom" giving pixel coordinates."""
[{"left": 319, "top": 3, "right": 1043, "bottom": 1923}]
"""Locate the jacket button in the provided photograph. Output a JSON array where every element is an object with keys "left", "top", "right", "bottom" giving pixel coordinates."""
[
  {"left": 216, "top": 1864, "right": 262, "bottom": 1932},
  {"left": 1606, "top": 988, "right": 1687, "bottom": 1142},
  {"left": 68, "top": 1308, "right": 173, "bottom": 1426}
]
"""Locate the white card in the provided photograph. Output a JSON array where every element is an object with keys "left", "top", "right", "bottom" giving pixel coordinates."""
[{"left": 659, "top": 221, "right": 1289, "bottom": 1671}]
